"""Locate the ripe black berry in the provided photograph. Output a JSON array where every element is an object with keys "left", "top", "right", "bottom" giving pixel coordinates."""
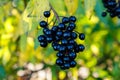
[
  {"left": 70, "top": 60, "right": 76, "bottom": 67},
  {"left": 39, "top": 21, "right": 47, "bottom": 27},
  {"left": 64, "top": 63, "right": 70, "bottom": 69},
  {"left": 69, "top": 16, "right": 76, "bottom": 22},
  {"left": 58, "top": 23, "right": 66, "bottom": 30},
  {"left": 68, "top": 51, "right": 76, "bottom": 59},
  {"left": 38, "top": 35, "right": 46, "bottom": 42},
  {"left": 56, "top": 31, "right": 63, "bottom": 37},
  {"left": 44, "top": 11, "right": 50, "bottom": 18},
  {"left": 46, "top": 36, "right": 53, "bottom": 43},
  {"left": 56, "top": 51, "right": 64, "bottom": 58},
  {"left": 79, "top": 33, "right": 85, "bottom": 40},
  {"left": 78, "top": 44, "right": 85, "bottom": 52},
  {"left": 63, "top": 56, "right": 70, "bottom": 62},
  {"left": 56, "top": 58, "right": 63, "bottom": 66},
  {"left": 71, "top": 32, "right": 77, "bottom": 39},
  {"left": 51, "top": 26, "right": 58, "bottom": 33},
  {"left": 61, "top": 39, "right": 68, "bottom": 45},
  {"left": 63, "top": 31, "right": 71, "bottom": 39},
  {"left": 40, "top": 41, "right": 48, "bottom": 47},
  {"left": 62, "top": 17, "right": 69, "bottom": 23},
  {"left": 102, "top": 12, "right": 107, "bottom": 17},
  {"left": 44, "top": 29, "right": 52, "bottom": 35},
  {"left": 67, "top": 44, "right": 74, "bottom": 50}
]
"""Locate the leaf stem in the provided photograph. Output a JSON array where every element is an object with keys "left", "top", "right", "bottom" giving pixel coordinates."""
[{"left": 49, "top": 3, "right": 60, "bottom": 23}]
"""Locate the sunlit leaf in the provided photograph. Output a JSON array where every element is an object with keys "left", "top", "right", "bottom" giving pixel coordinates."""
[
  {"left": 49, "top": 0, "right": 66, "bottom": 15},
  {"left": 84, "top": 0, "right": 96, "bottom": 18},
  {"left": 64, "top": 0, "right": 78, "bottom": 15},
  {"left": 86, "top": 57, "right": 97, "bottom": 68},
  {"left": 2, "top": 47, "right": 11, "bottom": 65},
  {"left": 19, "top": 34, "right": 27, "bottom": 52},
  {"left": 21, "top": 0, "right": 50, "bottom": 34}
]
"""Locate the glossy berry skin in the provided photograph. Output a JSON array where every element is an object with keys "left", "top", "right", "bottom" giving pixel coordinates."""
[
  {"left": 63, "top": 56, "right": 70, "bottom": 62},
  {"left": 70, "top": 61, "right": 76, "bottom": 67},
  {"left": 58, "top": 23, "right": 66, "bottom": 30},
  {"left": 44, "top": 30, "right": 52, "bottom": 35},
  {"left": 69, "top": 16, "right": 76, "bottom": 22},
  {"left": 38, "top": 35, "right": 46, "bottom": 42},
  {"left": 63, "top": 31, "right": 71, "bottom": 39},
  {"left": 56, "top": 31, "right": 63, "bottom": 37},
  {"left": 68, "top": 52, "right": 76, "bottom": 59},
  {"left": 69, "top": 39, "right": 75, "bottom": 44},
  {"left": 44, "top": 11, "right": 50, "bottom": 18},
  {"left": 67, "top": 22, "right": 76, "bottom": 31},
  {"left": 78, "top": 44, "right": 85, "bottom": 52},
  {"left": 46, "top": 36, "right": 53, "bottom": 43},
  {"left": 62, "top": 17, "right": 69, "bottom": 24},
  {"left": 64, "top": 63, "right": 70, "bottom": 69},
  {"left": 59, "top": 45, "right": 66, "bottom": 52},
  {"left": 79, "top": 33, "right": 85, "bottom": 40},
  {"left": 102, "top": 12, "right": 107, "bottom": 17},
  {"left": 51, "top": 26, "right": 58, "bottom": 33},
  {"left": 39, "top": 21, "right": 47, "bottom": 27},
  {"left": 40, "top": 41, "right": 47, "bottom": 47},
  {"left": 110, "top": 12, "right": 116, "bottom": 18},
  {"left": 52, "top": 43, "right": 60, "bottom": 51},
  {"left": 107, "top": 1, "right": 117, "bottom": 8},
  {"left": 43, "top": 28, "right": 49, "bottom": 33},
  {"left": 56, "top": 58, "right": 63, "bottom": 66},
  {"left": 116, "top": 7, "right": 120, "bottom": 15},
  {"left": 61, "top": 39, "right": 68, "bottom": 45},
  {"left": 71, "top": 32, "right": 77, "bottom": 39},
  {"left": 67, "top": 44, "right": 74, "bottom": 50},
  {"left": 56, "top": 51, "right": 64, "bottom": 58},
  {"left": 55, "top": 36, "right": 61, "bottom": 41}
]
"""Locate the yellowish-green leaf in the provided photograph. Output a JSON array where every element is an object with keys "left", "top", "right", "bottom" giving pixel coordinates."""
[
  {"left": 21, "top": 0, "right": 50, "bottom": 34},
  {"left": 64, "top": 0, "right": 78, "bottom": 15},
  {"left": 49, "top": 0, "right": 66, "bottom": 16},
  {"left": 19, "top": 34, "right": 27, "bottom": 52},
  {"left": 84, "top": 0, "right": 96, "bottom": 17},
  {"left": 86, "top": 57, "right": 97, "bottom": 68},
  {"left": 2, "top": 47, "right": 11, "bottom": 65}
]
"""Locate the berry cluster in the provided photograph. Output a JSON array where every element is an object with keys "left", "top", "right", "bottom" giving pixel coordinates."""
[
  {"left": 38, "top": 10, "right": 85, "bottom": 69},
  {"left": 102, "top": 0, "right": 120, "bottom": 18}
]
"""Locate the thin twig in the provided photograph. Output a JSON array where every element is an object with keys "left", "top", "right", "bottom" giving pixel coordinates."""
[
  {"left": 74, "top": 30, "right": 80, "bottom": 34},
  {"left": 49, "top": 3, "right": 60, "bottom": 23}
]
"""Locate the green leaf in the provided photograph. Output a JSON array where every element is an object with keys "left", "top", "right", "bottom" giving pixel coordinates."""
[
  {"left": 84, "top": 0, "right": 96, "bottom": 16},
  {"left": 19, "top": 34, "right": 27, "bottom": 52},
  {"left": 49, "top": 0, "right": 66, "bottom": 15},
  {"left": 21, "top": 0, "right": 50, "bottom": 34},
  {"left": 0, "top": 0, "right": 10, "bottom": 6},
  {"left": 0, "top": 65, "right": 6, "bottom": 79},
  {"left": 2, "top": 47, "right": 11, "bottom": 65},
  {"left": 64, "top": 0, "right": 78, "bottom": 15}
]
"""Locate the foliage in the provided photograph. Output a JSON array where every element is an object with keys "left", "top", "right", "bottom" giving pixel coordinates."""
[{"left": 0, "top": 0, "right": 120, "bottom": 80}]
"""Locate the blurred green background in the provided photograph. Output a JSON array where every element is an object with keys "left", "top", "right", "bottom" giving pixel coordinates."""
[{"left": 0, "top": 0, "right": 120, "bottom": 80}]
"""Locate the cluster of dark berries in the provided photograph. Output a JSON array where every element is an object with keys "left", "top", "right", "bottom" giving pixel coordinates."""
[
  {"left": 102, "top": 0, "right": 120, "bottom": 18},
  {"left": 38, "top": 10, "right": 85, "bottom": 70}
]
